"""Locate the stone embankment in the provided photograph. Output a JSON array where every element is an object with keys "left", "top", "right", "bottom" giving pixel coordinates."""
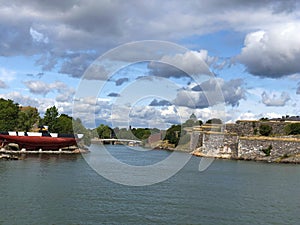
[{"left": 191, "top": 132, "right": 300, "bottom": 163}]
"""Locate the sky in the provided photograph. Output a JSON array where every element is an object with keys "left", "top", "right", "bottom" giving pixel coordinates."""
[{"left": 0, "top": 0, "right": 299, "bottom": 129}]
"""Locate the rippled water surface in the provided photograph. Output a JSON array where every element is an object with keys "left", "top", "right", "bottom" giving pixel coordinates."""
[{"left": 0, "top": 144, "right": 299, "bottom": 224}]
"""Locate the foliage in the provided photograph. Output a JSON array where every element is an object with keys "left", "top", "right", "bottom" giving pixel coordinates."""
[
  {"left": 259, "top": 124, "right": 272, "bottom": 136},
  {"left": 96, "top": 124, "right": 113, "bottom": 139},
  {"left": 261, "top": 145, "right": 272, "bottom": 156},
  {"left": 73, "top": 118, "right": 92, "bottom": 146},
  {"left": 114, "top": 128, "right": 136, "bottom": 140},
  {"left": 131, "top": 128, "right": 151, "bottom": 140},
  {"left": 0, "top": 98, "right": 20, "bottom": 131},
  {"left": 206, "top": 118, "right": 222, "bottom": 124},
  {"left": 259, "top": 117, "right": 269, "bottom": 121},
  {"left": 17, "top": 106, "right": 40, "bottom": 132},
  {"left": 164, "top": 124, "right": 183, "bottom": 146},
  {"left": 43, "top": 106, "right": 59, "bottom": 132},
  {"left": 56, "top": 114, "right": 73, "bottom": 134},
  {"left": 284, "top": 123, "right": 300, "bottom": 135}
]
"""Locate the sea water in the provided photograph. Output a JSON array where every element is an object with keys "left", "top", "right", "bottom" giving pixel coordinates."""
[{"left": 0, "top": 144, "right": 299, "bottom": 224}]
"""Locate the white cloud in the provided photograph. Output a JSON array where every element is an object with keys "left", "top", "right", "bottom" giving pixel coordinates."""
[
  {"left": 174, "top": 78, "right": 246, "bottom": 108},
  {"left": 30, "top": 27, "right": 49, "bottom": 43},
  {"left": 237, "top": 22, "right": 300, "bottom": 77},
  {"left": 24, "top": 80, "right": 70, "bottom": 96},
  {"left": 261, "top": 91, "right": 291, "bottom": 106},
  {"left": 0, "top": 67, "right": 16, "bottom": 82}
]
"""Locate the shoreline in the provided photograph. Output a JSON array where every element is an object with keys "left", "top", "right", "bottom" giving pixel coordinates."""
[
  {"left": 0, "top": 148, "right": 89, "bottom": 160},
  {"left": 190, "top": 149, "right": 300, "bottom": 164}
]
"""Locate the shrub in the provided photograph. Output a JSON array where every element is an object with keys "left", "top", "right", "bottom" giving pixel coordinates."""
[
  {"left": 285, "top": 123, "right": 300, "bottom": 135},
  {"left": 261, "top": 145, "right": 272, "bottom": 156},
  {"left": 259, "top": 124, "right": 272, "bottom": 136}
]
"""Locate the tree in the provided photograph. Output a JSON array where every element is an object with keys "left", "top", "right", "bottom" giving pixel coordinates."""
[
  {"left": 285, "top": 123, "right": 300, "bottom": 135},
  {"left": 96, "top": 124, "right": 112, "bottom": 139},
  {"left": 132, "top": 128, "right": 151, "bottom": 140},
  {"left": 206, "top": 118, "right": 223, "bottom": 124},
  {"left": 56, "top": 114, "right": 73, "bottom": 134},
  {"left": 73, "top": 118, "right": 92, "bottom": 146},
  {"left": 259, "top": 124, "right": 272, "bottom": 136},
  {"left": 17, "top": 106, "right": 40, "bottom": 131},
  {"left": 0, "top": 98, "right": 20, "bottom": 131},
  {"left": 43, "top": 106, "right": 59, "bottom": 132},
  {"left": 164, "top": 124, "right": 183, "bottom": 146}
]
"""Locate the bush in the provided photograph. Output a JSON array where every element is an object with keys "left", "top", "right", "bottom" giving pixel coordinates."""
[
  {"left": 259, "top": 124, "right": 272, "bottom": 136},
  {"left": 285, "top": 123, "right": 300, "bottom": 135},
  {"left": 261, "top": 145, "right": 272, "bottom": 156}
]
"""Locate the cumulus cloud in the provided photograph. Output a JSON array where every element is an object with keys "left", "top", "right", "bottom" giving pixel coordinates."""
[
  {"left": 1, "top": 0, "right": 298, "bottom": 79},
  {"left": 261, "top": 91, "right": 291, "bottom": 106},
  {"left": 177, "top": 78, "right": 246, "bottom": 108},
  {"left": 297, "top": 82, "right": 300, "bottom": 95},
  {"left": 148, "top": 50, "right": 214, "bottom": 78},
  {"left": 23, "top": 80, "right": 75, "bottom": 102},
  {"left": 24, "top": 80, "right": 67, "bottom": 96},
  {"left": 58, "top": 52, "right": 97, "bottom": 78},
  {"left": 0, "top": 91, "right": 40, "bottom": 107},
  {"left": 237, "top": 23, "right": 300, "bottom": 78},
  {"left": 0, "top": 68, "right": 16, "bottom": 82}
]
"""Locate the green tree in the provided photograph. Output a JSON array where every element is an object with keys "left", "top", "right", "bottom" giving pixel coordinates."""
[
  {"left": 0, "top": 98, "right": 20, "bottom": 131},
  {"left": 56, "top": 114, "right": 73, "bottom": 134},
  {"left": 259, "top": 124, "right": 272, "bottom": 136},
  {"left": 73, "top": 118, "right": 92, "bottom": 146},
  {"left": 164, "top": 124, "right": 183, "bottom": 146},
  {"left": 132, "top": 128, "right": 151, "bottom": 140},
  {"left": 285, "top": 123, "right": 300, "bottom": 135},
  {"left": 43, "top": 106, "right": 59, "bottom": 132},
  {"left": 96, "top": 124, "right": 112, "bottom": 138},
  {"left": 17, "top": 106, "right": 39, "bottom": 131}
]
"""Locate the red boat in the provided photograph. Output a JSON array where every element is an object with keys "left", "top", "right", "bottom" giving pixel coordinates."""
[{"left": 0, "top": 132, "right": 83, "bottom": 150}]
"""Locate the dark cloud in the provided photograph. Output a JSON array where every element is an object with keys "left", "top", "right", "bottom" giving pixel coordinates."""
[
  {"left": 59, "top": 52, "right": 97, "bottom": 78},
  {"left": 191, "top": 85, "right": 203, "bottom": 92},
  {"left": 115, "top": 78, "right": 129, "bottom": 86},
  {"left": 148, "top": 62, "right": 188, "bottom": 78},
  {"left": 108, "top": 92, "right": 120, "bottom": 97},
  {"left": 261, "top": 91, "right": 291, "bottom": 106},
  {"left": 297, "top": 82, "right": 300, "bottom": 95},
  {"left": 149, "top": 99, "right": 172, "bottom": 106},
  {"left": 173, "top": 90, "right": 210, "bottom": 109},
  {"left": 0, "top": 0, "right": 299, "bottom": 80}
]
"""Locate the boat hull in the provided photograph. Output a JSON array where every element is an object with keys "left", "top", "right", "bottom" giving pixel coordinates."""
[{"left": 0, "top": 134, "right": 78, "bottom": 150}]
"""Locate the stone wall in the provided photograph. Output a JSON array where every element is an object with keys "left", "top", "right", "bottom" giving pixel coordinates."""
[
  {"left": 198, "top": 132, "right": 238, "bottom": 159},
  {"left": 193, "top": 130, "right": 300, "bottom": 163},
  {"left": 225, "top": 120, "right": 288, "bottom": 136},
  {"left": 238, "top": 137, "right": 300, "bottom": 161}
]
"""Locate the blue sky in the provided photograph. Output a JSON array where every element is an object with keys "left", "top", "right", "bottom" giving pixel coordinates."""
[{"left": 0, "top": 0, "right": 299, "bottom": 128}]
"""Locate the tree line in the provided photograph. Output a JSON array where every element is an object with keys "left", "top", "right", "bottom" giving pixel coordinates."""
[{"left": 0, "top": 98, "right": 91, "bottom": 145}]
